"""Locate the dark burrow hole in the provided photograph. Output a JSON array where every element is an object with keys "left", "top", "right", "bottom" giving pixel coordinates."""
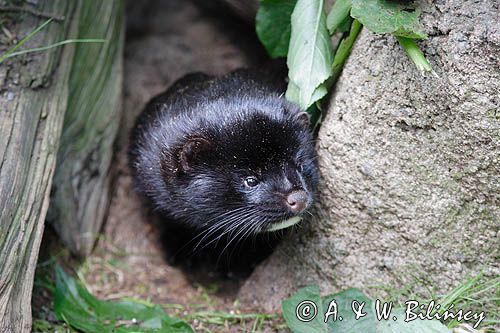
[
  {"left": 35, "top": 0, "right": 284, "bottom": 310},
  {"left": 124, "top": 0, "right": 282, "bottom": 283}
]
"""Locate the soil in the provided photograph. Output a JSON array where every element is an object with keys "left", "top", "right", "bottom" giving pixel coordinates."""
[{"left": 33, "top": 1, "right": 287, "bottom": 332}]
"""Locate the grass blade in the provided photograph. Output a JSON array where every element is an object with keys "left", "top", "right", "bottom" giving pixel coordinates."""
[
  {"left": 3, "top": 38, "right": 106, "bottom": 59},
  {"left": 397, "top": 36, "right": 434, "bottom": 73},
  {"left": 0, "top": 18, "right": 53, "bottom": 64}
]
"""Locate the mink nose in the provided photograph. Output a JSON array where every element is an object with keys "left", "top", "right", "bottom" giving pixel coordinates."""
[{"left": 285, "top": 190, "right": 308, "bottom": 214}]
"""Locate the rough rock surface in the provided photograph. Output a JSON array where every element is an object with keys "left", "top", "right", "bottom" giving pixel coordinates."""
[{"left": 240, "top": 0, "right": 500, "bottom": 311}]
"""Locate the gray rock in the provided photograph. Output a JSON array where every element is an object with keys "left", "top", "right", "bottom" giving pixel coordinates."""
[{"left": 239, "top": 0, "right": 500, "bottom": 311}]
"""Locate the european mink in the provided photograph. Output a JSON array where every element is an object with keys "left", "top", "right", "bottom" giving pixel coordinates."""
[{"left": 129, "top": 69, "right": 318, "bottom": 254}]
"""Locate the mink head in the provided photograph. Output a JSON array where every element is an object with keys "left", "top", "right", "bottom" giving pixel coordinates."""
[{"left": 130, "top": 94, "right": 319, "bottom": 240}]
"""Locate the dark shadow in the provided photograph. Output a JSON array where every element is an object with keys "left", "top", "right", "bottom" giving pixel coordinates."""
[
  {"left": 145, "top": 206, "right": 286, "bottom": 283},
  {"left": 126, "top": 0, "right": 269, "bottom": 67}
]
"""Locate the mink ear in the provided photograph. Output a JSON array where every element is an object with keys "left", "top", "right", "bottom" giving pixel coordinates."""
[
  {"left": 295, "top": 111, "right": 310, "bottom": 128},
  {"left": 179, "top": 137, "right": 211, "bottom": 171}
]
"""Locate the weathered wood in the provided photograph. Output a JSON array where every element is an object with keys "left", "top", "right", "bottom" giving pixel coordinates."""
[
  {"left": 47, "top": 1, "right": 124, "bottom": 256},
  {"left": 0, "top": 1, "right": 124, "bottom": 331},
  {"left": 0, "top": 2, "right": 77, "bottom": 331}
]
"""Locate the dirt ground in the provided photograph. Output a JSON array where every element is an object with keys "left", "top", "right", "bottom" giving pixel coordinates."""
[{"left": 33, "top": 1, "right": 287, "bottom": 332}]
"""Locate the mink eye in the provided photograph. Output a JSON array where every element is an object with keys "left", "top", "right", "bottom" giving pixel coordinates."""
[{"left": 244, "top": 176, "right": 259, "bottom": 187}]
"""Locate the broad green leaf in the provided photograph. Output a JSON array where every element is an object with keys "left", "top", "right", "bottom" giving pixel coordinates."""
[
  {"left": 326, "top": 0, "right": 352, "bottom": 34},
  {"left": 311, "top": 84, "right": 328, "bottom": 102},
  {"left": 351, "top": 0, "right": 427, "bottom": 39},
  {"left": 286, "top": 0, "right": 334, "bottom": 110},
  {"left": 285, "top": 79, "right": 301, "bottom": 104},
  {"left": 323, "top": 289, "right": 376, "bottom": 333},
  {"left": 54, "top": 266, "right": 194, "bottom": 333},
  {"left": 375, "top": 309, "right": 450, "bottom": 333},
  {"left": 256, "top": 0, "right": 297, "bottom": 58},
  {"left": 286, "top": 73, "right": 328, "bottom": 121},
  {"left": 282, "top": 285, "right": 451, "bottom": 333},
  {"left": 307, "top": 19, "right": 361, "bottom": 132},
  {"left": 282, "top": 285, "right": 326, "bottom": 333}
]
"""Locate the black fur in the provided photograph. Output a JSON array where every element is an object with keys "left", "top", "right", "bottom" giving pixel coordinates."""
[{"left": 129, "top": 69, "right": 318, "bottom": 259}]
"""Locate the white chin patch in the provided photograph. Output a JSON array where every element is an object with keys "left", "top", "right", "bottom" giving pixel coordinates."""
[{"left": 266, "top": 216, "right": 302, "bottom": 232}]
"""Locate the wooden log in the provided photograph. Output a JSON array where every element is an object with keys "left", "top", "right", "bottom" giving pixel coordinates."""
[
  {"left": 47, "top": 1, "right": 124, "bottom": 256},
  {"left": 0, "top": 1, "right": 124, "bottom": 331},
  {"left": 0, "top": 2, "right": 76, "bottom": 331}
]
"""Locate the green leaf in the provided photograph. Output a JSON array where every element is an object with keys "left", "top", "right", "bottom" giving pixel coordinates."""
[
  {"left": 285, "top": 0, "right": 334, "bottom": 110},
  {"left": 307, "top": 19, "right": 361, "bottom": 133},
  {"left": 256, "top": 0, "right": 297, "bottom": 58},
  {"left": 282, "top": 285, "right": 327, "bottom": 333},
  {"left": 375, "top": 309, "right": 450, "bottom": 333},
  {"left": 323, "top": 289, "right": 376, "bottom": 333},
  {"left": 282, "top": 285, "right": 451, "bottom": 333},
  {"left": 351, "top": 0, "right": 427, "bottom": 39},
  {"left": 326, "top": 0, "right": 352, "bottom": 34},
  {"left": 54, "top": 266, "right": 194, "bottom": 333}
]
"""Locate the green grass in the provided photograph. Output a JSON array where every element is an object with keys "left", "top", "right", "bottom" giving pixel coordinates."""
[
  {"left": 33, "top": 256, "right": 282, "bottom": 333},
  {"left": 32, "top": 319, "right": 74, "bottom": 333},
  {"left": 176, "top": 283, "right": 281, "bottom": 332},
  {"left": 372, "top": 272, "right": 500, "bottom": 332},
  {"left": 0, "top": 18, "right": 105, "bottom": 65},
  {"left": 436, "top": 274, "right": 499, "bottom": 330},
  {"left": 0, "top": 18, "right": 53, "bottom": 63},
  {"left": 185, "top": 310, "right": 279, "bottom": 333}
]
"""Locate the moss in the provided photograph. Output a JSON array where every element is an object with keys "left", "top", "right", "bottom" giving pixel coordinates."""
[{"left": 486, "top": 108, "right": 499, "bottom": 121}]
